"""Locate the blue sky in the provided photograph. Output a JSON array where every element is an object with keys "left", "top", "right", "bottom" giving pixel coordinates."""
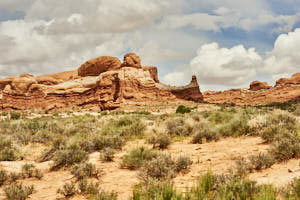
[{"left": 0, "top": 0, "right": 300, "bottom": 91}]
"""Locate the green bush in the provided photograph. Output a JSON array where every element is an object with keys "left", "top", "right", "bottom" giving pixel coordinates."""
[
  {"left": 121, "top": 147, "right": 157, "bottom": 170},
  {"left": 10, "top": 111, "right": 21, "bottom": 120},
  {"left": 248, "top": 153, "right": 275, "bottom": 171},
  {"left": 192, "top": 122, "right": 219, "bottom": 144},
  {"left": 71, "top": 163, "right": 98, "bottom": 180},
  {"left": 4, "top": 183, "right": 35, "bottom": 200},
  {"left": 57, "top": 182, "right": 77, "bottom": 198},
  {"left": 147, "top": 134, "right": 171, "bottom": 149},
  {"left": 166, "top": 117, "right": 193, "bottom": 136},
  {"left": 102, "top": 116, "right": 146, "bottom": 138},
  {"left": 207, "top": 110, "right": 234, "bottom": 124},
  {"left": 21, "top": 163, "right": 43, "bottom": 179},
  {"left": 0, "top": 136, "right": 20, "bottom": 161},
  {"left": 131, "top": 180, "right": 181, "bottom": 200},
  {"left": 78, "top": 179, "right": 100, "bottom": 196},
  {"left": 217, "top": 115, "right": 250, "bottom": 137},
  {"left": 139, "top": 154, "right": 176, "bottom": 181},
  {"left": 271, "top": 133, "right": 300, "bottom": 162},
  {"left": 175, "top": 155, "right": 193, "bottom": 173},
  {"left": 51, "top": 144, "right": 88, "bottom": 170},
  {"left": 176, "top": 105, "right": 191, "bottom": 114}
]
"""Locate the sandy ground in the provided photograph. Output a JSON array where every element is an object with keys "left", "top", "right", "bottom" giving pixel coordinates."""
[{"left": 0, "top": 137, "right": 299, "bottom": 200}]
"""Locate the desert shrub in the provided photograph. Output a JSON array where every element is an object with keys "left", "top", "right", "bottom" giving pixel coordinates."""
[
  {"left": 207, "top": 110, "right": 234, "bottom": 124},
  {"left": 92, "top": 135, "right": 124, "bottom": 151},
  {"left": 147, "top": 133, "right": 171, "bottom": 149},
  {"left": 235, "top": 157, "right": 252, "bottom": 178},
  {"left": 166, "top": 117, "right": 193, "bottom": 136},
  {"left": 121, "top": 147, "right": 157, "bottom": 170},
  {"left": 271, "top": 133, "right": 300, "bottom": 162},
  {"left": 71, "top": 163, "right": 98, "bottom": 180},
  {"left": 261, "top": 125, "right": 283, "bottom": 143},
  {"left": 89, "top": 191, "right": 118, "bottom": 200},
  {"left": 0, "top": 136, "right": 20, "bottom": 161},
  {"left": 102, "top": 116, "right": 146, "bottom": 138},
  {"left": 0, "top": 169, "right": 8, "bottom": 186},
  {"left": 176, "top": 105, "right": 191, "bottom": 114},
  {"left": 248, "top": 153, "right": 275, "bottom": 171},
  {"left": 131, "top": 180, "right": 181, "bottom": 200},
  {"left": 175, "top": 155, "right": 193, "bottom": 173},
  {"left": 285, "top": 178, "right": 300, "bottom": 199},
  {"left": 78, "top": 179, "right": 100, "bottom": 196},
  {"left": 21, "top": 163, "right": 43, "bottom": 179},
  {"left": 51, "top": 144, "right": 88, "bottom": 170},
  {"left": 139, "top": 154, "right": 176, "bottom": 181},
  {"left": 4, "top": 183, "right": 35, "bottom": 200},
  {"left": 266, "top": 113, "right": 297, "bottom": 132},
  {"left": 293, "top": 104, "right": 300, "bottom": 116},
  {"left": 40, "top": 138, "right": 66, "bottom": 162},
  {"left": 217, "top": 115, "right": 250, "bottom": 137},
  {"left": 100, "top": 147, "right": 115, "bottom": 162},
  {"left": 10, "top": 111, "right": 21, "bottom": 120},
  {"left": 192, "top": 122, "right": 219, "bottom": 144},
  {"left": 9, "top": 172, "right": 21, "bottom": 182},
  {"left": 57, "top": 182, "right": 77, "bottom": 198}
]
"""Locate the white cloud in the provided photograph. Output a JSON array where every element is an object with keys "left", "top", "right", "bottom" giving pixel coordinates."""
[
  {"left": 262, "top": 28, "right": 300, "bottom": 79},
  {"left": 163, "top": 43, "right": 262, "bottom": 86}
]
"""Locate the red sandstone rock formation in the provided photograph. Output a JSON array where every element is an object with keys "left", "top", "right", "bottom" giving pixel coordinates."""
[
  {"left": 157, "top": 75, "right": 203, "bottom": 102},
  {"left": 78, "top": 56, "right": 121, "bottom": 77},
  {"left": 0, "top": 53, "right": 203, "bottom": 110},
  {"left": 121, "top": 53, "right": 141, "bottom": 69},
  {"left": 143, "top": 66, "right": 159, "bottom": 83},
  {"left": 275, "top": 73, "right": 300, "bottom": 87},
  {"left": 249, "top": 81, "right": 271, "bottom": 91},
  {"left": 204, "top": 73, "right": 300, "bottom": 105}
]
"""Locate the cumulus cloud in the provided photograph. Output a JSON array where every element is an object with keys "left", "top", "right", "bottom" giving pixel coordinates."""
[
  {"left": 262, "top": 28, "right": 300, "bottom": 79},
  {"left": 163, "top": 43, "right": 262, "bottom": 86},
  {"left": 164, "top": 28, "right": 300, "bottom": 88},
  {"left": 0, "top": 0, "right": 177, "bottom": 77}
]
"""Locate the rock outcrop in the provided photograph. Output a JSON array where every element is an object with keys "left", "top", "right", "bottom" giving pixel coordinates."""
[
  {"left": 275, "top": 73, "right": 300, "bottom": 87},
  {"left": 78, "top": 56, "right": 121, "bottom": 77},
  {"left": 204, "top": 73, "right": 300, "bottom": 105},
  {"left": 157, "top": 75, "right": 203, "bottom": 102},
  {"left": 249, "top": 81, "right": 271, "bottom": 91},
  {"left": 0, "top": 53, "right": 203, "bottom": 110},
  {"left": 121, "top": 53, "right": 141, "bottom": 69}
]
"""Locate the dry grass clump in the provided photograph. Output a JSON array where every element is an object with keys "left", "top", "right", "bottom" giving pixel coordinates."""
[
  {"left": 57, "top": 180, "right": 117, "bottom": 199},
  {"left": 166, "top": 117, "right": 193, "bottom": 137},
  {"left": 121, "top": 147, "right": 158, "bottom": 170},
  {"left": 0, "top": 136, "right": 21, "bottom": 161},
  {"left": 51, "top": 144, "right": 89, "bottom": 170},
  {"left": 21, "top": 163, "right": 43, "bottom": 179},
  {"left": 70, "top": 163, "right": 99, "bottom": 180},
  {"left": 191, "top": 121, "right": 219, "bottom": 144},
  {"left": 4, "top": 183, "right": 35, "bottom": 200},
  {"left": 147, "top": 133, "right": 171, "bottom": 149},
  {"left": 100, "top": 147, "right": 116, "bottom": 162}
]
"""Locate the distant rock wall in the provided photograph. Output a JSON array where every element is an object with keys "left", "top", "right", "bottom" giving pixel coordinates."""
[
  {"left": 0, "top": 53, "right": 203, "bottom": 110},
  {"left": 204, "top": 73, "right": 300, "bottom": 105}
]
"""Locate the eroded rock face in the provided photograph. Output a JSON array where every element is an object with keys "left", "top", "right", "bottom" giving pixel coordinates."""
[
  {"left": 143, "top": 66, "right": 159, "bottom": 83},
  {"left": 249, "top": 81, "right": 271, "bottom": 91},
  {"left": 204, "top": 73, "right": 300, "bottom": 105},
  {"left": 0, "top": 53, "right": 203, "bottom": 110},
  {"left": 276, "top": 73, "right": 300, "bottom": 87},
  {"left": 121, "top": 53, "right": 141, "bottom": 69},
  {"left": 78, "top": 56, "right": 121, "bottom": 77}
]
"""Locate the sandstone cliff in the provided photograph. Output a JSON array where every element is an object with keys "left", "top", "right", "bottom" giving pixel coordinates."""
[
  {"left": 0, "top": 53, "right": 203, "bottom": 110},
  {"left": 204, "top": 73, "right": 300, "bottom": 105}
]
